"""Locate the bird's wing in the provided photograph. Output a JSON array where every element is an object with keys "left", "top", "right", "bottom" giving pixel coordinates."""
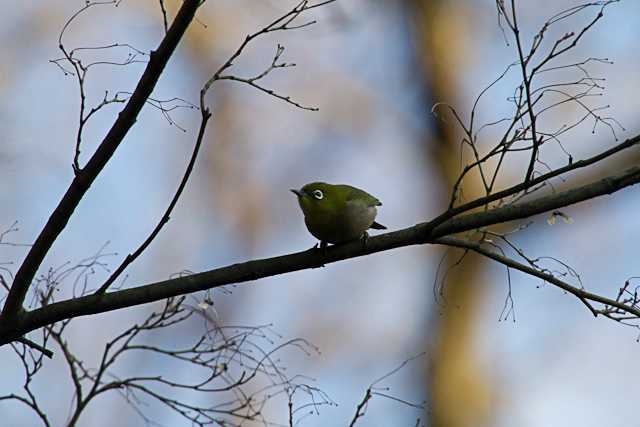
[{"left": 343, "top": 185, "right": 382, "bottom": 207}]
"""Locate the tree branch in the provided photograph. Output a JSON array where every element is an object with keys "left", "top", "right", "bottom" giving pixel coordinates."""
[
  {"left": 1, "top": 0, "right": 203, "bottom": 322},
  {"left": 434, "top": 134, "right": 640, "bottom": 229},
  {"left": 2, "top": 159, "right": 639, "bottom": 344},
  {"left": 15, "top": 337, "right": 53, "bottom": 359},
  {"left": 434, "top": 236, "right": 640, "bottom": 319},
  {"left": 430, "top": 165, "right": 640, "bottom": 238}
]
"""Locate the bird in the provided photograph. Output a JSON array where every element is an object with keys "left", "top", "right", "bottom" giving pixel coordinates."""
[{"left": 290, "top": 182, "right": 386, "bottom": 248}]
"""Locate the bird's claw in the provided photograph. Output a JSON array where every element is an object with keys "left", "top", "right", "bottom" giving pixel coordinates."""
[
  {"left": 309, "top": 241, "right": 327, "bottom": 267},
  {"left": 360, "top": 231, "right": 370, "bottom": 247}
]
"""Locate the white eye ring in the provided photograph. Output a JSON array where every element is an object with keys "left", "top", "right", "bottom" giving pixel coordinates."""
[{"left": 312, "top": 189, "right": 324, "bottom": 200}]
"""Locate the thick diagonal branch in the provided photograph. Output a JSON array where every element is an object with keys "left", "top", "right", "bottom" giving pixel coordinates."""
[
  {"left": 2, "top": 163, "right": 638, "bottom": 344},
  {"left": 1, "top": 0, "right": 202, "bottom": 321}
]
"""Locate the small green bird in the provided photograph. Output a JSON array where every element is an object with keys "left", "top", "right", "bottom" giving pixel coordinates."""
[{"left": 291, "top": 182, "right": 387, "bottom": 247}]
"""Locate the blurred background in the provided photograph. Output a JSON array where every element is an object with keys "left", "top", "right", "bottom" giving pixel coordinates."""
[{"left": 1, "top": 0, "right": 639, "bottom": 426}]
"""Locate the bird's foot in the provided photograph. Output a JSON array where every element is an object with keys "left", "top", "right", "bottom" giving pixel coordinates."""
[
  {"left": 310, "top": 241, "right": 327, "bottom": 267},
  {"left": 360, "top": 231, "right": 370, "bottom": 247}
]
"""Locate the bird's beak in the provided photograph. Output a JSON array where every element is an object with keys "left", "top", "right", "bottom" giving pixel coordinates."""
[{"left": 290, "top": 189, "right": 303, "bottom": 197}]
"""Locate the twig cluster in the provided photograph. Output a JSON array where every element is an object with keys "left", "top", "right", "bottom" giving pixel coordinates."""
[
  {"left": 49, "top": 1, "right": 197, "bottom": 172},
  {"left": 429, "top": 0, "right": 640, "bottom": 327},
  {"left": 201, "top": 0, "right": 336, "bottom": 111},
  {"left": 3, "top": 277, "right": 332, "bottom": 426},
  {"left": 349, "top": 353, "right": 427, "bottom": 427},
  {"left": 435, "top": 0, "right": 622, "bottom": 211}
]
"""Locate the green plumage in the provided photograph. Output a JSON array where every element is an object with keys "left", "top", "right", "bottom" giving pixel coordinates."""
[{"left": 291, "top": 182, "right": 386, "bottom": 245}]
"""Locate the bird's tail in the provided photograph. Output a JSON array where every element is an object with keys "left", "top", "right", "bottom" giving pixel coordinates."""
[{"left": 370, "top": 221, "right": 387, "bottom": 230}]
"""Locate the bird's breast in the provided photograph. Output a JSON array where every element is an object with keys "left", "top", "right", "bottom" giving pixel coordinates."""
[{"left": 304, "top": 202, "right": 377, "bottom": 244}]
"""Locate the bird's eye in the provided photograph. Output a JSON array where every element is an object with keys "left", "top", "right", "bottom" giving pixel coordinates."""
[{"left": 312, "top": 189, "right": 324, "bottom": 200}]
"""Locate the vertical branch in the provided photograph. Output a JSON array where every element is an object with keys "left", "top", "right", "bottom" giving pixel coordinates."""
[{"left": 508, "top": 0, "right": 540, "bottom": 184}]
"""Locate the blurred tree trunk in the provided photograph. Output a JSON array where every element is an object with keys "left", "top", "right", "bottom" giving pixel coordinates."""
[{"left": 406, "top": 1, "right": 494, "bottom": 426}]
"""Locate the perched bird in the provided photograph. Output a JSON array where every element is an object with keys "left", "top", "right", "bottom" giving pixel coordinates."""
[{"left": 291, "top": 182, "right": 387, "bottom": 247}]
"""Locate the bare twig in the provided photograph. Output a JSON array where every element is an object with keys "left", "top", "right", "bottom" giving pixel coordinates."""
[
  {"left": 201, "top": 0, "right": 338, "bottom": 110},
  {"left": 15, "top": 337, "right": 53, "bottom": 359},
  {"left": 349, "top": 353, "right": 426, "bottom": 426},
  {"left": 436, "top": 236, "right": 640, "bottom": 322}
]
